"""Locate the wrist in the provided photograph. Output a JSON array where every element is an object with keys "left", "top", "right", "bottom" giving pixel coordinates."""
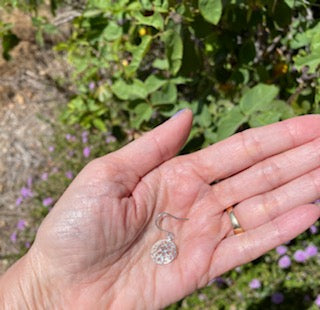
[{"left": 0, "top": 250, "right": 58, "bottom": 309}]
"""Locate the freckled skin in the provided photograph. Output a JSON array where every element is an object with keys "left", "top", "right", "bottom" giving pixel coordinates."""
[{"left": 17, "top": 112, "right": 320, "bottom": 309}]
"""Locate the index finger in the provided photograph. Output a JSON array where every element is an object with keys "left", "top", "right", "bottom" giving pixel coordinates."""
[{"left": 187, "top": 115, "right": 320, "bottom": 183}]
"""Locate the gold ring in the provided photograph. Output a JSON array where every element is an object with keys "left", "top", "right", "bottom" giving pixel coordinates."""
[{"left": 226, "top": 206, "right": 244, "bottom": 235}]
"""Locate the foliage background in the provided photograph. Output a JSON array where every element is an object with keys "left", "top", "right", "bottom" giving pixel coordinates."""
[{"left": 1, "top": 0, "right": 320, "bottom": 308}]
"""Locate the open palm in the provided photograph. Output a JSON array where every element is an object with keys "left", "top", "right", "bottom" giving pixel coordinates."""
[{"left": 29, "top": 110, "right": 320, "bottom": 309}]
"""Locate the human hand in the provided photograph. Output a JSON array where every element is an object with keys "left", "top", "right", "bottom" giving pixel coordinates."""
[{"left": 2, "top": 110, "right": 320, "bottom": 309}]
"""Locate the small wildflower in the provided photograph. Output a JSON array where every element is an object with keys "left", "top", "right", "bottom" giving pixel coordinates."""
[
  {"left": 25, "top": 241, "right": 31, "bottom": 249},
  {"left": 41, "top": 172, "right": 48, "bottom": 181},
  {"left": 10, "top": 231, "right": 17, "bottom": 243},
  {"left": 276, "top": 245, "right": 288, "bottom": 255},
  {"left": 271, "top": 292, "right": 284, "bottom": 304},
  {"left": 249, "top": 279, "right": 261, "bottom": 289},
  {"left": 294, "top": 249, "right": 307, "bottom": 263},
  {"left": 305, "top": 244, "right": 318, "bottom": 258},
  {"left": 65, "top": 134, "right": 76, "bottom": 142},
  {"left": 89, "top": 81, "right": 95, "bottom": 90},
  {"left": 106, "top": 135, "right": 116, "bottom": 143},
  {"left": 20, "top": 187, "right": 33, "bottom": 198},
  {"left": 17, "top": 219, "right": 26, "bottom": 231},
  {"left": 83, "top": 146, "right": 91, "bottom": 158},
  {"left": 48, "top": 146, "right": 55, "bottom": 152},
  {"left": 43, "top": 197, "right": 54, "bottom": 207},
  {"left": 82, "top": 131, "right": 89, "bottom": 144},
  {"left": 15, "top": 197, "right": 23, "bottom": 206},
  {"left": 315, "top": 295, "right": 320, "bottom": 307},
  {"left": 278, "top": 255, "right": 291, "bottom": 269},
  {"left": 139, "top": 27, "right": 147, "bottom": 36},
  {"left": 65, "top": 171, "right": 73, "bottom": 179},
  {"left": 121, "top": 59, "right": 129, "bottom": 66},
  {"left": 310, "top": 225, "right": 318, "bottom": 234}
]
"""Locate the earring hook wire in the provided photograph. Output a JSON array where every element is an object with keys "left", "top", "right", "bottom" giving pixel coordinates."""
[{"left": 155, "top": 212, "right": 189, "bottom": 240}]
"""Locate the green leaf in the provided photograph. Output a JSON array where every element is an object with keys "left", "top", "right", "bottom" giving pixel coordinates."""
[
  {"left": 294, "top": 50, "right": 320, "bottom": 73},
  {"left": 249, "top": 111, "right": 281, "bottom": 128},
  {"left": 151, "top": 82, "right": 177, "bottom": 105},
  {"left": 217, "top": 108, "right": 247, "bottom": 141},
  {"left": 199, "top": 0, "right": 222, "bottom": 25},
  {"left": 144, "top": 75, "right": 167, "bottom": 94},
  {"left": 217, "top": 107, "right": 247, "bottom": 141},
  {"left": 131, "top": 102, "right": 153, "bottom": 128},
  {"left": 103, "top": 21, "right": 122, "bottom": 41},
  {"left": 268, "top": 100, "right": 295, "bottom": 119},
  {"left": 162, "top": 30, "right": 183, "bottom": 75},
  {"left": 134, "top": 12, "right": 164, "bottom": 30},
  {"left": 290, "top": 21, "right": 320, "bottom": 49},
  {"left": 93, "top": 118, "right": 107, "bottom": 131},
  {"left": 2, "top": 31, "right": 20, "bottom": 60},
  {"left": 240, "top": 84, "right": 279, "bottom": 115},
  {"left": 83, "top": 9, "right": 103, "bottom": 18},
  {"left": 111, "top": 79, "right": 148, "bottom": 100},
  {"left": 194, "top": 104, "right": 212, "bottom": 128},
  {"left": 152, "top": 58, "right": 169, "bottom": 70},
  {"left": 125, "top": 35, "right": 152, "bottom": 76}
]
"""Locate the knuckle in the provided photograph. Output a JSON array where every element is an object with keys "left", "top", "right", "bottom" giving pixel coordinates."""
[
  {"left": 260, "top": 157, "right": 282, "bottom": 189},
  {"left": 240, "top": 129, "right": 264, "bottom": 164}
]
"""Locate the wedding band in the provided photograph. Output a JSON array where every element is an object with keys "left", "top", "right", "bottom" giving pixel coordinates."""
[{"left": 226, "top": 206, "right": 244, "bottom": 235}]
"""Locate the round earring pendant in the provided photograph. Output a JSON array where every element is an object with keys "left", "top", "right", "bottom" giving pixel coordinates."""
[{"left": 151, "top": 239, "right": 177, "bottom": 265}]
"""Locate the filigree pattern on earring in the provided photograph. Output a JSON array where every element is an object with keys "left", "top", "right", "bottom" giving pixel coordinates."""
[{"left": 150, "top": 212, "right": 188, "bottom": 265}]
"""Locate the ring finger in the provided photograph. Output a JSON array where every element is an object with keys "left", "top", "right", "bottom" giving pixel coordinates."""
[{"left": 224, "top": 166, "right": 320, "bottom": 235}]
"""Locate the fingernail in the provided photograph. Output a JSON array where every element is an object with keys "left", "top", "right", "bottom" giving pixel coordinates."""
[{"left": 171, "top": 108, "right": 186, "bottom": 119}]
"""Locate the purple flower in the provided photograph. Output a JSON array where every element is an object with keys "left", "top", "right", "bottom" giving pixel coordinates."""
[
  {"left": 83, "top": 146, "right": 91, "bottom": 158},
  {"left": 48, "top": 146, "right": 55, "bottom": 152},
  {"left": 43, "top": 197, "right": 54, "bottom": 207},
  {"left": 17, "top": 219, "right": 26, "bottom": 231},
  {"left": 65, "top": 134, "right": 76, "bottom": 142},
  {"left": 310, "top": 225, "right": 318, "bottom": 234},
  {"left": 305, "top": 245, "right": 318, "bottom": 258},
  {"left": 276, "top": 245, "right": 288, "bottom": 255},
  {"left": 20, "top": 187, "right": 33, "bottom": 198},
  {"left": 271, "top": 292, "right": 284, "bottom": 304},
  {"left": 65, "top": 171, "right": 73, "bottom": 179},
  {"left": 249, "top": 279, "right": 261, "bottom": 289},
  {"left": 278, "top": 255, "right": 291, "bottom": 269},
  {"left": 41, "top": 172, "right": 48, "bottom": 181},
  {"left": 15, "top": 197, "right": 23, "bottom": 206},
  {"left": 82, "top": 131, "right": 89, "bottom": 144},
  {"left": 10, "top": 231, "right": 17, "bottom": 243},
  {"left": 106, "top": 135, "right": 116, "bottom": 143},
  {"left": 294, "top": 249, "right": 307, "bottom": 263},
  {"left": 315, "top": 295, "right": 320, "bottom": 307},
  {"left": 89, "top": 81, "right": 95, "bottom": 90},
  {"left": 25, "top": 241, "right": 31, "bottom": 248}
]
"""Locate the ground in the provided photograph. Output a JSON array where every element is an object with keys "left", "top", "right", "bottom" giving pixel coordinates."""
[{"left": 0, "top": 9, "right": 69, "bottom": 274}]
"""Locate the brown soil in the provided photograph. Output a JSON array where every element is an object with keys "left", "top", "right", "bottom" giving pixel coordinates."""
[{"left": 0, "top": 9, "right": 70, "bottom": 274}]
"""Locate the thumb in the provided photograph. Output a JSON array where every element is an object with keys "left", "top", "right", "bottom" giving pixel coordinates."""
[{"left": 110, "top": 108, "right": 193, "bottom": 180}]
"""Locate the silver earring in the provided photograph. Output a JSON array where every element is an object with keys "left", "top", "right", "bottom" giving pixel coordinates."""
[{"left": 150, "top": 212, "right": 189, "bottom": 265}]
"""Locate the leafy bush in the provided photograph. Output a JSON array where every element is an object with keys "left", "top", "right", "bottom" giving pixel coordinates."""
[{"left": 55, "top": 0, "right": 320, "bottom": 152}]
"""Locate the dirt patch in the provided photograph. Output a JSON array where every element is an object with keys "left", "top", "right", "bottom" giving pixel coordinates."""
[{"left": 0, "top": 10, "right": 70, "bottom": 274}]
